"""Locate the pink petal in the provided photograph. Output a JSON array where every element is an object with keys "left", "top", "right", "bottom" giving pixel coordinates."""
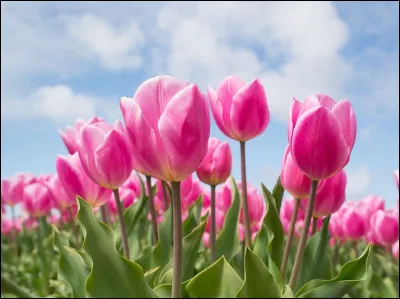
[
  {"left": 332, "top": 100, "right": 357, "bottom": 155},
  {"left": 288, "top": 98, "right": 302, "bottom": 144}
]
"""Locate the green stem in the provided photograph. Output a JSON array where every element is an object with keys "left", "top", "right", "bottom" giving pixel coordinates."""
[
  {"left": 210, "top": 184, "right": 217, "bottom": 262},
  {"left": 353, "top": 241, "right": 359, "bottom": 258},
  {"left": 162, "top": 180, "right": 169, "bottom": 210},
  {"left": 113, "top": 188, "right": 130, "bottom": 259},
  {"left": 1, "top": 275, "right": 35, "bottom": 298},
  {"left": 146, "top": 175, "right": 159, "bottom": 245},
  {"left": 281, "top": 197, "right": 300, "bottom": 278},
  {"left": 311, "top": 216, "right": 318, "bottom": 235},
  {"left": 240, "top": 141, "right": 252, "bottom": 248},
  {"left": 171, "top": 181, "right": 182, "bottom": 298},
  {"left": 68, "top": 207, "right": 79, "bottom": 247},
  {"left": 289, "top": 180, "right": 319, "bottom": 290},
  {"left": 36, "top": 218, "right": 49, "bottom": 295}
]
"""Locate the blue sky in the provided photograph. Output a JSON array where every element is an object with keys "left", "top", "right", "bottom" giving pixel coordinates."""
[{"left": 1, "top": 1, "right": 399, "bottom": 216}]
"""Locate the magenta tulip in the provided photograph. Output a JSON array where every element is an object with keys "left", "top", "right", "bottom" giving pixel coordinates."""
[
  {"left": 23, "top": 183, "right": 52, "bottom": 217},
  {"left": 302, "top": 170, "right": 347, "bottom": 218},
  {"left": 370, "top": 210, "right": 399, "bottom": 246},
  {"left": 45, "top": 174, "right": 75, "bottom": 211},
  {"left": 59, "top": 116, "right": 104, "bottom": 154},
  {"left": 288, "top": 95, "right": 356, "bottom": 180},
  {"left": 121, "top": 75, "right": 210, "bottom": 182},
  {"left": 56, "top": 153, "right": 111, "bottom": 208},
  {"left": 196, "top": 137, "right": 232, "bottom": 186},
  {"left": 281, "top": 145, "right": 312, "bottom": 199},
  {"left": 208, "top": 76, "right": 270, "bottom": 142},
  {"left": 280, "top": 197, "right": 305, "bottom": 222},
  {"left": 342, "top": 208, "right": 366, "bottom": 240}
]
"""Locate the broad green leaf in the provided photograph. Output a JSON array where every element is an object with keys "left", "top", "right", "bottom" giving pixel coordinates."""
[
  {"left": 186, "top": 257, "right": 243, "bottom": 298},
  {"left": 282, "top": 285, "right": 294, "bottom": 298},
  {"left": 152, "top": 281, "right": 190, "bottom": 298},
  {"left": 159, "top": 268, "right": 173, "bottom": 285},
  {"left": 135, "top": 246, "right": 153, "bottom": 272},
  {"left": 236, "top": 248, "right": 281, "bottom": 298},
  {"left": 295, "top": 245, "right": 372, "bottom": 298},
  {"left": 272, "top": 176, "right": 285, "bottom": 212},
  {"left": 183, "top": 196, "right": 203, "bottom": 237},
  {"left": 76, "top": 197, "right": 156, "bottom": 298},
  {"left": 144, "top": 267, "right": 160, "bottom": 286},
  {"left": 253, "top": 223, "right": 269, "bottom": 262},
  {"left": 297, "top": 216, "right": 332, "bottom": 290},
  {"left": 151, "top": 208, "right": 172, "bottom": 270},
  {"left": 216, "top": 177, "right": 241, "bottom": 261},
  {"left": 52, "top": 226, "right": 89, "bottom": 298}
]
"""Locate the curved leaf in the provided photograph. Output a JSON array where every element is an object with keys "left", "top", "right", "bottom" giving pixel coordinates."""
[
  {"left": 52, "top": 226, "right": 89, "bottom": 298},
  {"left": 186, "top": 257, "right": 243, "bottom": 298},
  {"left": 236, "top": 248, "right": 281, "bottom": 298},
  {"left": 216, "top": 177, "right": 241, "bottom": 261},
  {"left": 295, "top": 245, "right": 372, "bottom": 298},
  {"left": 272, "top": 176, "right": 284, "bottom": 212},
  {"left": 183, "top": 196, "right": 203, "bottom": 237},
  {"left": 76, "top": 197, "right": 156, "bottom": 298}
]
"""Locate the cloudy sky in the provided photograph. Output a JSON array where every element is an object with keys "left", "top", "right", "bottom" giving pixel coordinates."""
[{"left": 1, "top": 1, "right": 399, "bottom": 211}]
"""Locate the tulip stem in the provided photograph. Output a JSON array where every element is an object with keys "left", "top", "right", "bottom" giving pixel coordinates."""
[
  {"left": 113, "top": 188, "right": 130, "bottom": 260},
  {"left": 281, "top": 197, "right": 300, "bottom": 278},
  {"left": 162, "top": 180, "right": 169, "bottom": 210},
  {"left": 36, "top": 218, "right": 49, "bottom": 295},
  {"left": 171, "top": 181, "right": 182, "bottom": 298},
  {"left": 210, "top": 184, "right": 217, "bottom": 262},
  {"left": 146, "top": 175, "right": 159, "bottom": 245},
  {"left": 289, "top": 180, "right": 319, "bottom": 290},
  {"left": 311, "top": 217, "right": 318, "bottom": 235},
  {"left": 100, "top": 205, "right": 110, "bottom": 226},
  {"left": 1, "top": 275, "right": 35, "bottom": 298},
  {"left": 67, "top": 207, "right": 79, "bottom": 247},
  {"left": 353, "top": 241, "right": 358, "bottom": 258},
  {"left": 239, "top": 141, "right": 252, "bottom": 248}
]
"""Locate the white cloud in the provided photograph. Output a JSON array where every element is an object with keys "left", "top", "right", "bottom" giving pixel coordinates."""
[
  {"left": 345, "top": 166, "right": 372, "bottom": 197},
  {"left": 65, "top": 14, "right": 145, "bottom": 70},
  {"left": 1, "top": 85, "right": 97, "bottom": 123}
]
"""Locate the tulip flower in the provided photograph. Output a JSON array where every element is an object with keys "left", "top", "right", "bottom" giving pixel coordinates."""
[
  {"left": 342, "top": 208, "right": 366, "bottom": 240},
  {"left": 59, "top": 116, "right": 104, "bottom": 154},
  {"left": 23, "top": 183, "right": 52, "bottom": 218},
  {"left": 196, "top": 137, "right": 232, "bottom": 261},
  {"left": 44, "top": 174, "right": 75, "bottom": 212},
  {"left": 208, "top": 75, "right": 269, "bottom": 248},
  {"left": 1, "top": 173, "right": 35, "bottom": 207},
  {"left": 121, "top": 75, "right": 210, "bottom": 297},
  {"left": 288, "top": 95, "right": 356, "bottom": 180},
  {"left": 370, "top": 210, "right": 399, "bottom": 246}
]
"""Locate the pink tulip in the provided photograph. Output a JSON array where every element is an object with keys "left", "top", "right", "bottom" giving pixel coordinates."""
[
  {"left": 208, "top": 76, "right": 270, "bottom": 142},
  {"left": 108, "top": 187, "right": 137, "bottom": 215},
  {"left": 295, "top": 218, "right": 323, "bottom": 238},
  {"left": 302, "top": 170, "right": 347, "bottom": 218},
  {"left": 44, "top": 174, "right": 75, "bottom": 211},
  {"left": 59, "top": 117, "right": 104, "bottom": 154},
  {"left": 60, "top": 205, "right": 78, "bottom": 223},
  {"left": 281, "top": 217, "right": 290, "bottom": 235},
  {"left": 121, "top": 75, "right": 210, "bottom": 182},
  {"left": 281, "top": 145, "right": 312, "bottom": 199},
  {"left": 1, "top": 173, "right": 36, "bottom": 207},
  {"left": 196, "top": 137, "right": 232, "bottom": 186},
  {"left": 370, "top": 210, "right": 399, "bottom": 246},
  {"left": 48, "top": 214, "right": 61, "bottom": 225},
  {"left": 23, "top": 216, "right": 39, "bottom": 230},
  {"left": 357, "top": 195, "right": 385, "bottom": 215},
  {"left": 180, "top": 175, "right": 204, "bottom": 220},
  {"left": 394, "top": 170, "right": 399, "bottom": 190},
  {"left": 23, "top": 183, "right": 52, "bottom": 217},
  {"left": 56, "top": 153, "right": 112, "bottom": 208},
  {"left": 1, "top": 218, "right": 21, "bottom": 235},
  {"left": 77, "top": 120, "right": 133, "bottom": 190},
  {"left": 329, "top": 210, "right": 345, "bottom": 241},
  {"left": 288, "top": 95, "right": 356, "bottom": 180},
  {"left": 393, "top": 240, "right": 399, "bottom": 259},
  {"left": 122, "top": 171, "right": 142, "bottom": 198},
  {"left": 280, "top": 197, "right": 305, "bottom": 222},
  {"left": 342, "top": 208, "right": 366, "bottom": 240}
]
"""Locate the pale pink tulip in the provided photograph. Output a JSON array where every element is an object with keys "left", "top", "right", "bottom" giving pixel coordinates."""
[
  {"left": 44, "top": 174, "right": 75, "bottom": 211},
  {"left": 289, "top": 95, "right": 356, "bottom": 180},
  {"left": 370, "top": 210, "right": 399, "bottom": 246},
  {"left": 121, "top": 75, "right": 210, "bottom": 182},
  {"left": 1, "top": 173, "right": 36, "bottom": 207},
  {"left": 56, "top": 153, "right": 111, "bottom": 208},
  {"left": 108, "top": 187, "right": 137, "bottom": 216},
  {"left": 196, "top": 137, "right": 232, "bottom": 186},
  {"left": 208, "top": 76, "right": 270, "bottom": 142},
  {"left": 23, "top": 183, "right": 52, "bottom": 217},
  {"left": 280, "top": 197, "right": 305, "bottom": 223}
]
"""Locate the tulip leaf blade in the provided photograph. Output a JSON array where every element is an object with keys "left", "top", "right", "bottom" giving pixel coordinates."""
[{"left": 272, "top": 176, "right": 285, "bottom": 212}]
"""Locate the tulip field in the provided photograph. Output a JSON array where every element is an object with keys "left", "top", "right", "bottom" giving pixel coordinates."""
[{"left": 1, "top": 76, "right": 399, "bottom": 298}]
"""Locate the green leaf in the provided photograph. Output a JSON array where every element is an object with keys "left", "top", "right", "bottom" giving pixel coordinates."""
[
  {"left": 52, "top": 226, "right": 89, "bottom": 298},
  {"left": 297, "top": 216, "right": 332, "bottom": 290},
  {"left": 183, "top": 196, "right": 203, "bottom": 237},
  {"left": 216, "top": 177, "right": 241, "bottom": 261},
  {"left": 151, "top": 208, "right": 172, "bottom": 270},
  {"left": 253, "top": 223, "right": 269, "bottom": 262},
  {"left": 144, "top": 267, "right": 160, "bottom": 286},
  {"left": 186, "top": 257, "right": 243, "bottom": 298},
  {"left": 76, "top": 197, "right": 156, "bottom": 298},
  {"left": 236, "top": 248, "right": 281, "bottom": 298},
  {"left": 282, "top": 285, "right": 294, "bottom": 298},
  {"left": 152, "top": 281, "right": 190, "bottom": 298},
  {"left": 295, "top": 245, "right": 372, "bottom": 298},
  {"left": 272, "top": 176, "right": 285, "bottom": 212}
]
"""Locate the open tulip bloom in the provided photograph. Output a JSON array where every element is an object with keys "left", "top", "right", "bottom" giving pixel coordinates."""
[{"left": 4, "top": 75, "right": 400, "bottom": 299}]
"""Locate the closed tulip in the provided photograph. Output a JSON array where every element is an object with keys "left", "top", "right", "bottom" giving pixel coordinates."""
[
  {"left": 280, "top": 197, "right": 305, "bottom": 222},
  {"left": 208, "top": 76, "right": 270, "bottom": 142},
  {"left": 59, "top": 117, "right": 104, "bottom": 154},
  {"left": 281, "top": 145, "right": 312, "bottom": 199},
  {"left": 342, "top": 208, "right": 366, "bottom": 240},
  {"left": 196, "top": 137, "right": 232, "bottom": 186},
  {"left": 121, "top": 75, "right": 210, "bottom": 182},
  {"left": 23, "top": 183, "right": 52, "bottom": 217},
  {"left": 1, "top": 173, "right": 35, "bottom": 207},
  {"left": 302, "top": 170, "right": 347, "bottom": 218},
  {"left": 370, "top": 210, "right": 399, "bottom": 246},
  {"left": 288, "top": 95, "right": 356, "bottom": 180},
  {"left": 77, "top": 120, "right": 133, "bottom": 189},
  {"left": 56, "top": 153, "right": 111, "bottom": 208},
  {"left": 44, "top": 174, "right": 75, "bottom": 211}
]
